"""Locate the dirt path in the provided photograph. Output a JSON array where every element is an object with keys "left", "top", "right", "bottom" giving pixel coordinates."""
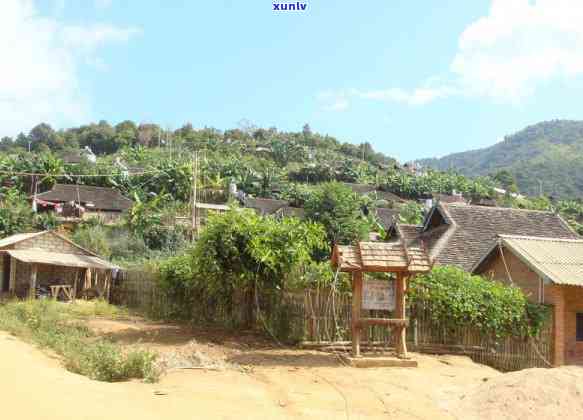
[{"left": 0, "top": 330, "right": 501, "bottom": 420}]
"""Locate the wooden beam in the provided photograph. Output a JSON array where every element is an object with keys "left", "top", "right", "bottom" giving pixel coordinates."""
[
  {"left": 395, "top": 272, "right": 408, "bottom": 359},
  {"left": 29, "top": 263, "right": 37, "bottom": 299},
  {"left": 9, "top": 256, "right": 16, "bottom": 294},
  {"left": 357, "top": 318, "right": 408, "bottom": 327},
  {"left": 352, "top": 271, "right": 363, "bottom": 357}
]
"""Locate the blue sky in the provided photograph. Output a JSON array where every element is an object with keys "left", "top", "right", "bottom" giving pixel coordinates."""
[{"left": 4, "top": 1, "right": 583, "bottom": 162}]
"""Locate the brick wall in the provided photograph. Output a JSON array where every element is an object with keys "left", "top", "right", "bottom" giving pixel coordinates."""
[
  {"left": 477, "top": 248, "right": 542, "bottom": 303},
  {"left": 14, "top": 232, "right": 88, "bottom": 255},
  {"left": 475, "top": 248, "right": 583, "bottom": 366}
]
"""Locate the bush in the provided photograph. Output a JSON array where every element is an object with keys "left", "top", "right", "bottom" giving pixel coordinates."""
[
  {"left": 0, "top": 300, "right": 159, "bottom": 382},
  {"left": 72, "top": 224, "right": 111, "bottom": 257},
  {"left": 408, "top": 266, "right": 550, "bottom": 338}
]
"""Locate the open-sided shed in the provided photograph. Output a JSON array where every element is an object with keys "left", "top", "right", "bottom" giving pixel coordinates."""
[{"left": 0, "top": 231, "right": 117, "bottom": 299}]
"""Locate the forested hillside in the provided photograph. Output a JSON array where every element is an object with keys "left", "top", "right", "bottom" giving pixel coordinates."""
[
  {"left": 420, "top": 120, "right": 583, "bottom": 198},
  {"left": 2, "top": 120, "right": 583, "bottom": 265}
]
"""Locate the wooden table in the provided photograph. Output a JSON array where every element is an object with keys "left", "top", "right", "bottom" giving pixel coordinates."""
[{"left": 50, "top": 285, "right": 74, "bottom": 301}]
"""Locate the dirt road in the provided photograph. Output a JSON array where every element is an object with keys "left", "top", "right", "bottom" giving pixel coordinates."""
[{"left": 0, "top": 330, "right": 500, "bottom": 420}]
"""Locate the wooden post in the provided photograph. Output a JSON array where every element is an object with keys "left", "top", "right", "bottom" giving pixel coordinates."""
[
  {"left": 29, "top": 263, "right": 37, "bottom": 299},
  {"left": 352, "top": 271, "right": 363, "bottom": 357},
  {"left": 9, "top": 256, "right": 16, "bottom": 295},
  {"left": 395, "top": 272, "right": 408, "bottom": 359},
  {"left": 72, "top": 268, "right": 78, "bottom": 301}
]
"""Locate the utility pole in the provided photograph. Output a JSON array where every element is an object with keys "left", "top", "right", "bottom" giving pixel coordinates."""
[
  {"left": 538, "top": 179, "right": 543, "bottom": 197},
  {"left": 191, "top": 151, "right": 198, "bottom": 240}
]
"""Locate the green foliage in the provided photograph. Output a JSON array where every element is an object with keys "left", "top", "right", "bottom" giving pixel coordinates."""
[
  {"left": 398, "top": 201, "right": 424, "bottom": 224},
  {"left": 0, "top": 188, "right": 34, "bottom": 236},
  {"left": 192, "top": 209, "right": 327, "bottom": 295},
  {"left": 408, "top": 266, "right": 550, "bottom": 338},
  {"left": 304, "top": 182, "right": 369, "bottom": 245},
  {"left": 0, "top": 300, "right": 159, "bottom": 382},
  {"left": 72, "top": 224, "right": 111, "bottom": 257}
]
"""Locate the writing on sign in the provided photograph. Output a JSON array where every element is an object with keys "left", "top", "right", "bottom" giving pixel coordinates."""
[{"left": 362, "top": 279, "right": 395, "bottom": 311}]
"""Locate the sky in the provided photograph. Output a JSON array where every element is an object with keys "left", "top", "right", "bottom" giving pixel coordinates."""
[{"left": 3, "top": 0, "right": 583, "bottom": 162}]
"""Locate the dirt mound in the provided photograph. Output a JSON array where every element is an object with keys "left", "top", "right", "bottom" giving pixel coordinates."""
[{"left": 452, "top": 366, "right": 583, "bottom": 420}]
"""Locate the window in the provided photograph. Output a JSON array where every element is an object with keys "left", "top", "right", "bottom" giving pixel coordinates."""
[{"left": 576, "top": 313, "right": 583, "bottom": 342}]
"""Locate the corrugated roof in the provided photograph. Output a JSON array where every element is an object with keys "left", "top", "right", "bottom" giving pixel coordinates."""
[
  {"left": 6, "top": 249, "right": 117, "bottom": 270},
  {"left": 0, "top": 231, "right": 47, "bottom": 248},
  {"left": 34, "top": 184, "right": 133, "bottom": 211},
  {"left": 244, "top": 198, "right": 289, "bottom": 215},
  {"left": 487, "top": 235, "right": 583, "bottom": 287},
  {"left": 331, "top": 241, "right": 431, "bottom": 273}
]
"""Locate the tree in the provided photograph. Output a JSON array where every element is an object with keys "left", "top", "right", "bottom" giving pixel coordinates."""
[
  {"left": 493, "top": 170, "right": 518, "bottom": 191},
  {"left": 304, "top": 182, "right": 369, "bottom": 246},
  {"left": 27, "top": 123, "right": 65, "bottom": 151},
  {"left": 398, "top": 201, "right": 424, "bottom": 225}
]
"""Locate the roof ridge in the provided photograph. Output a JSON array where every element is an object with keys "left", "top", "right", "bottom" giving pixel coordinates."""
[
  {"left": 52, "top": 184, "right": 123, "bottom": 192},
  {"left": 443, "top": 202, "right": 558, "bottom": 215},
  {"left": 500, "top": 234, "right": 583, "bottom": 243}
]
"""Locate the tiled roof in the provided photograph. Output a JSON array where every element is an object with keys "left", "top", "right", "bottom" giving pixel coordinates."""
[
  {"left": 393, "top": 203, "right": 578, "bottom": 271},
  {"left": 331, "top": 241, "right": 431, "bottom": 273},
  {"left": 34, "top": 184, "right": 133, "bottom": 211},
  {"left": 474, "top": 235, "right": 583, "bottom": 287}
]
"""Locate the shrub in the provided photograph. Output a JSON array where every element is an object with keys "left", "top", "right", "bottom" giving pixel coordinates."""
[
  {"left": 408, "top": 266, "right": 550, "bottom": 338},
  {"left": 0, "top": 300, "right": 158, "bottom": 382},
  {"left": 72, "top": 224, "right": 111, "bottom": 257}
]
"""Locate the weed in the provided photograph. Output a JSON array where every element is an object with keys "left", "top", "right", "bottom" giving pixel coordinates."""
[{"left": 0, "top": 299, "right": 158, "bottom": 383}]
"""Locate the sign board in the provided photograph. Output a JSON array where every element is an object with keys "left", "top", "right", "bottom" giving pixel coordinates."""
[{"left": 362, "top": 279, "right": 395, "bottom": 311}]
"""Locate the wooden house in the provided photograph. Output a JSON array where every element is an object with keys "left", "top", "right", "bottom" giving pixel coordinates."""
[
  {"left": 390, "top": 202, "right": 578, "bottom": 271},
  {"left": 33, "top": 184, "right": 133, "bottom": 224}
]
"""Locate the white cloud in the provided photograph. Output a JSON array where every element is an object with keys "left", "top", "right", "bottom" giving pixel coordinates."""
[
  {"left": 0, "top": 0, "right": 140, "bottom": 137},
  {"left": 61, "top": 24, "right": 141, "bottom": 51},
  {"left": 320, "top": 0, "right": 583, "bottom": 109},
  {"left": 358, "top": 86, "right": 455, "bottom": 106},
  {"left": 317, "top": 90, "right": 351, "bottom": 112},
  {"left": 452, "top": 0, "right": 583, "bottom": 102}
]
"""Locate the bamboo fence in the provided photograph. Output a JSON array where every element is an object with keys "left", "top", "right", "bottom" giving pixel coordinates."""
[{"left": 111, "top": 270, "right": 554, "bottom": 372}]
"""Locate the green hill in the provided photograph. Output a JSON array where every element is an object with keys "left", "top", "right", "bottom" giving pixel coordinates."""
[{"left": 420, "top": 120, "right": 583, "bottom": 198}]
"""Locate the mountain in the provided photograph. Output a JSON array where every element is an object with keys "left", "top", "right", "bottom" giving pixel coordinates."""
[{"left": 420, "top": 120, "right": 583, "bottom": 198}]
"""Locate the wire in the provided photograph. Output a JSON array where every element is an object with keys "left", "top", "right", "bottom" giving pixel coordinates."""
[{"left": 0, "top": 168, "right": 165, "bottom": 178}]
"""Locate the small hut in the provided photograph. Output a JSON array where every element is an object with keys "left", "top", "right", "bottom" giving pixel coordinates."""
[
  {"left": 331, "top": 240, "right": 431, "bottom": 365},
  {"left": 0, "top": 231, "right": 117, "bottom": 300}
]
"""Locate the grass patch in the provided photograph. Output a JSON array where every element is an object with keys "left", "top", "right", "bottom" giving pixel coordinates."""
[{"left": 0, "top": 299, "right": 159, "bottom": 383}]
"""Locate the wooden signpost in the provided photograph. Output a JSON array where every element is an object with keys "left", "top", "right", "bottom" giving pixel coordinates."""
[{"left": 331, "top": 241, "right": 432, "bottom": 367}]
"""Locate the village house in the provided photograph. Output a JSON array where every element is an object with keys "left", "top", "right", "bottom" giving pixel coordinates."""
[
  {"left": 33, "top": 184, "right": 133, "bottom": 224},
  {"left": 390, "top": 202, "right": 581, "bottom": 367},
  {"left": 0, "top": 230, "right": 117, "bottom": 299},
  {"left": 473, "top": 235, "right": 583, "bottom": 367},
  {"left": 391, "top": 202, "right": 578, "bottom": 271}
]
